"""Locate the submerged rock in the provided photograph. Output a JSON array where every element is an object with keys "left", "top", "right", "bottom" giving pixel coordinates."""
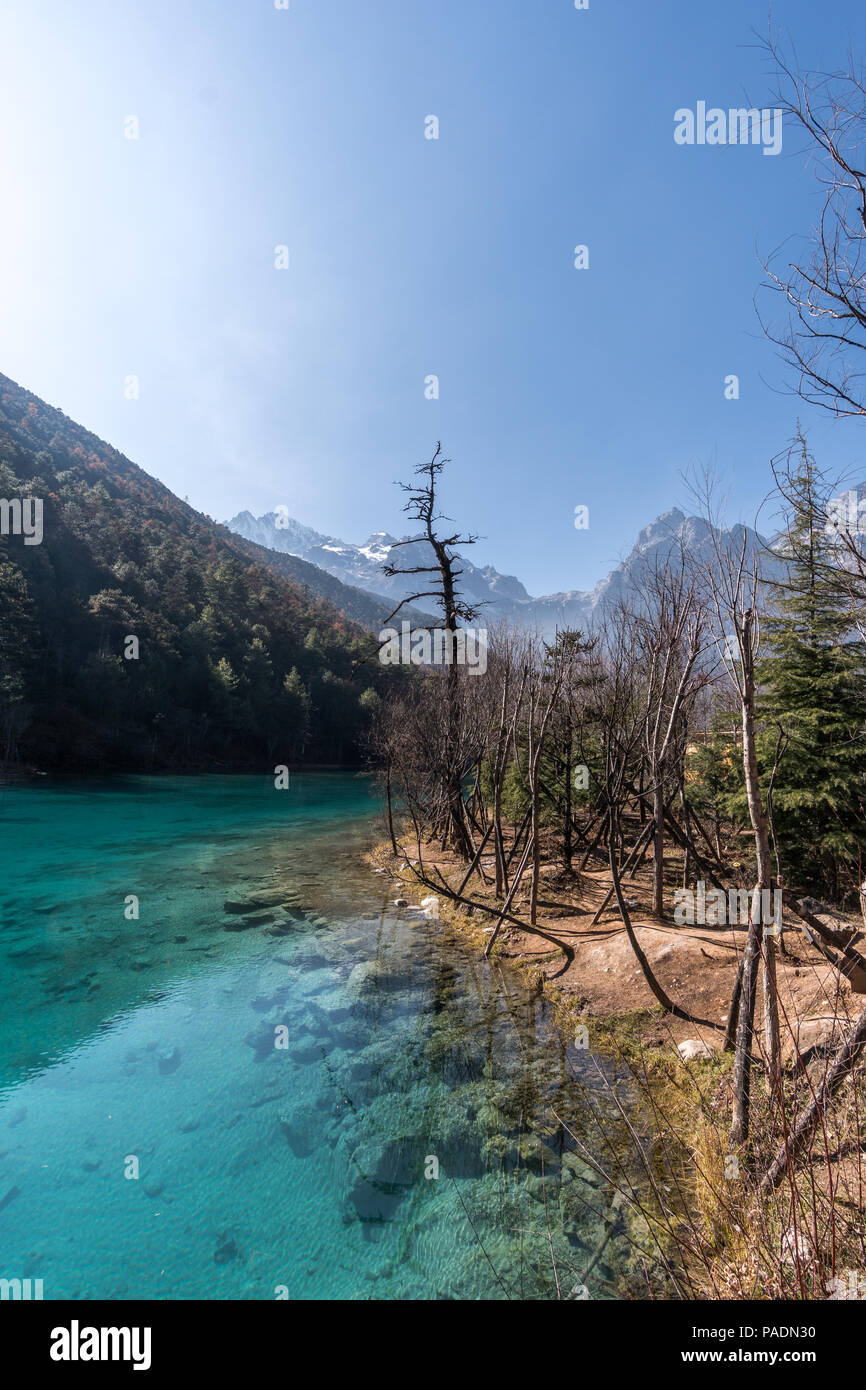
[
  {"left": 224, "top": 914, "right": 274, "bottom": 932},
  {"left": 213, "top": 1235, "right": 239, "bottom": 1264},
  {"left": 560, "top": 1152, "right": 603, "bottom": 1187},
  {"left": 157, "top": 1046, "right": 181, "bottom": 1075},
  {"left": 250, "top": 987, "right": 291, "bottom": 1014},
  {"left": 311, "top": 990, "right": 353, "bottom": 1025},
  {"left": 344, "top": 959, "right": 396, "bottom": 996},
  {"left": 300, "top": 967, "right": 340, "bottom": 997},
  {"left": 347, "top": 1137, "right": 428, "bottom": 1225},
  {"left": 289, "top": 1040, "right": 333, "bottom": 1065},
  {"left": 278, "top": 1103, "right": 322, "bottom": 1158},
  {"left": 244, "top": 1024, "right": 278, "bottom": 1062},
  {"left": 293, "top": 950, "right": 330, "bottom": 971}
]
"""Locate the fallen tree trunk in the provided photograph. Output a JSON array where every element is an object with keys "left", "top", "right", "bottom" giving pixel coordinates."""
[
  {"left": 607, "top": 809, "right": 720, "bottom": 1029},
  {"left": 588, "top": 819, "right": 656, "bottom": 927},
  {"left": 784, "top": 892, "right": 866, "bottom": 994},
  {"left": 484, "top": 833, "right": 534, "bottom": 958},
  {"left": 397, "top": 851, "right": 576, "bottom": 972},
  {"left": 456, "top": 822, "right": 494, "bottom": 897}
]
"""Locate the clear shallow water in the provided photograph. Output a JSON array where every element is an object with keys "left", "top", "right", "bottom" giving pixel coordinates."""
[{"left": 0, "top": 773, "right": 658, "bottom": 1300}]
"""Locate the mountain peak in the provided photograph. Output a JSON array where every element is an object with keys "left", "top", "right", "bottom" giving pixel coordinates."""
[
  {"left": 225, "top": 503, "right": 769, "bottom": 637},
  {"left": 635, "top": 507, "right": 688, "bottom": 546}
]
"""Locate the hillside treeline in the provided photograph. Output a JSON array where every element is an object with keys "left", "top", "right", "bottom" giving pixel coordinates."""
[{"left": 0, "top": 375, "right": 391, "bottom": 771}]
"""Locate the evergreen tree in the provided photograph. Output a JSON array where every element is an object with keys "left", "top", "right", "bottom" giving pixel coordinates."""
[{"left": 758, "top": 435, "right": 866, "bottom": 898}]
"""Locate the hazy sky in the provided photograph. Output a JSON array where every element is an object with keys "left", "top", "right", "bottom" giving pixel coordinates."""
[{"left": 1, "top": 0, "right": 866, "bottom": 596}]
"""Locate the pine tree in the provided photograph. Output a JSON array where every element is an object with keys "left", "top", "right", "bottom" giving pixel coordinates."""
[{"left": 758, "top": 435, "right": 866, "bottom": 899}]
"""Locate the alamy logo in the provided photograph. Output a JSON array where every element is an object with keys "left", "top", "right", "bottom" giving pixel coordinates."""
[
  {"left": 826, "top": 1269, "right": 866, "bottom": 1299},
  {"left": 50, "top": 1321, "right": 152, "bottom": 1371},
  {"left": 0, "top": 1276, "right": 43, "bottom": 1299},
  {"left": 674, "top": 103, "right": 783, "bottom": 156},
  {"left": 378, "top": 621, "right": 488, "bottom": 674},
  {"left": 673, "top": 881, "right": 782, "bottom": 930},
  {"left": 0, "top": 496, "right": 43, "bottom": 544},
  {"left": 825, "top": 489, "right": 866, "bottom": 536}
]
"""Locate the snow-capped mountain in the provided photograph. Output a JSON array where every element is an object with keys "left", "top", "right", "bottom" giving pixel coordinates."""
[
  {"left": 226, "top": 506, "right": 770, "bottom": 634},
  {"left": 227, "top": 510, "right": 535, "bottom": 614}
]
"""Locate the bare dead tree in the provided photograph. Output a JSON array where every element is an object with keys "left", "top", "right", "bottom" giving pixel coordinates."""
[
  {"left": 478, "top": 624, "right": 529, "bottom": 898},
  {"left": 627, "top": 551, "right": 713, "bottom": 918},
  {"left": 691, "top": 478, "right": 779, "bottom": 1139},
  {"left": 541, "top": 629, "right": 597, "bottom": 877},
  {"left": 381, "top": 443, "right": 483, "bottom": 857},
  {"left": 758, "top": 35, "right": 866, "bottom": 420},
  {"left": 524, "top": 634, "right": 567, "bottom": 926},
  {"left": 593, "top": 604, "right": 718, "bottom": 1027}
]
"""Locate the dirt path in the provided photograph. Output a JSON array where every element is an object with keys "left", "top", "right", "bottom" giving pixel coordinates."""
[{"left": 390, "top": 847, "right": 862, "bottom": 1057}]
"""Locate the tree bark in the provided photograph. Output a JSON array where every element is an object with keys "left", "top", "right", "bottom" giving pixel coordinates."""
[
  {"left": 731, "top": 608, "right": 778, "bottom": 1140},
  {"left": 652, "top": 784, "right": 665, "bottom": 917},
  {"left": 731, "top": 885, "right": 762, "bottom": 1144}
]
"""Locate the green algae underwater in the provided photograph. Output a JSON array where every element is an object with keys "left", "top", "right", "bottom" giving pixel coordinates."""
[{"left": 0, "top": 772, "right": 666, "bottom": 1300}]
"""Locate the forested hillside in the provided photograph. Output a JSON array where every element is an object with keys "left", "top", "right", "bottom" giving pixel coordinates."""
[{"left": 0, "top": 373, "right": 391, "bottom": 771}]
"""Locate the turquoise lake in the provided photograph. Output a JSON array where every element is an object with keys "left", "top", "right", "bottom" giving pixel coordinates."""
[{"left": 0, "top": 773, "right": 659, "bottom": 1300}]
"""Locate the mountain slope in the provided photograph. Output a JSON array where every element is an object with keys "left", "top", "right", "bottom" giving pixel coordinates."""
[
  {"left": 224, "top": 529, "right": 436, "bottom": 631},
  {"left": 227, "top": 506, "right": 772, "bottom": 634},
  {"left": 0, "top": 373, "right": 392, "bottom": 771},
  {"left": 227, "top": 509, "right": 531, "bottom": 618}
]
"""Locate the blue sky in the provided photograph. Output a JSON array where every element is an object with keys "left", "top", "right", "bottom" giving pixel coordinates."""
[{"left": 1, "top": 0, "right": 865, "bottom": 596}]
